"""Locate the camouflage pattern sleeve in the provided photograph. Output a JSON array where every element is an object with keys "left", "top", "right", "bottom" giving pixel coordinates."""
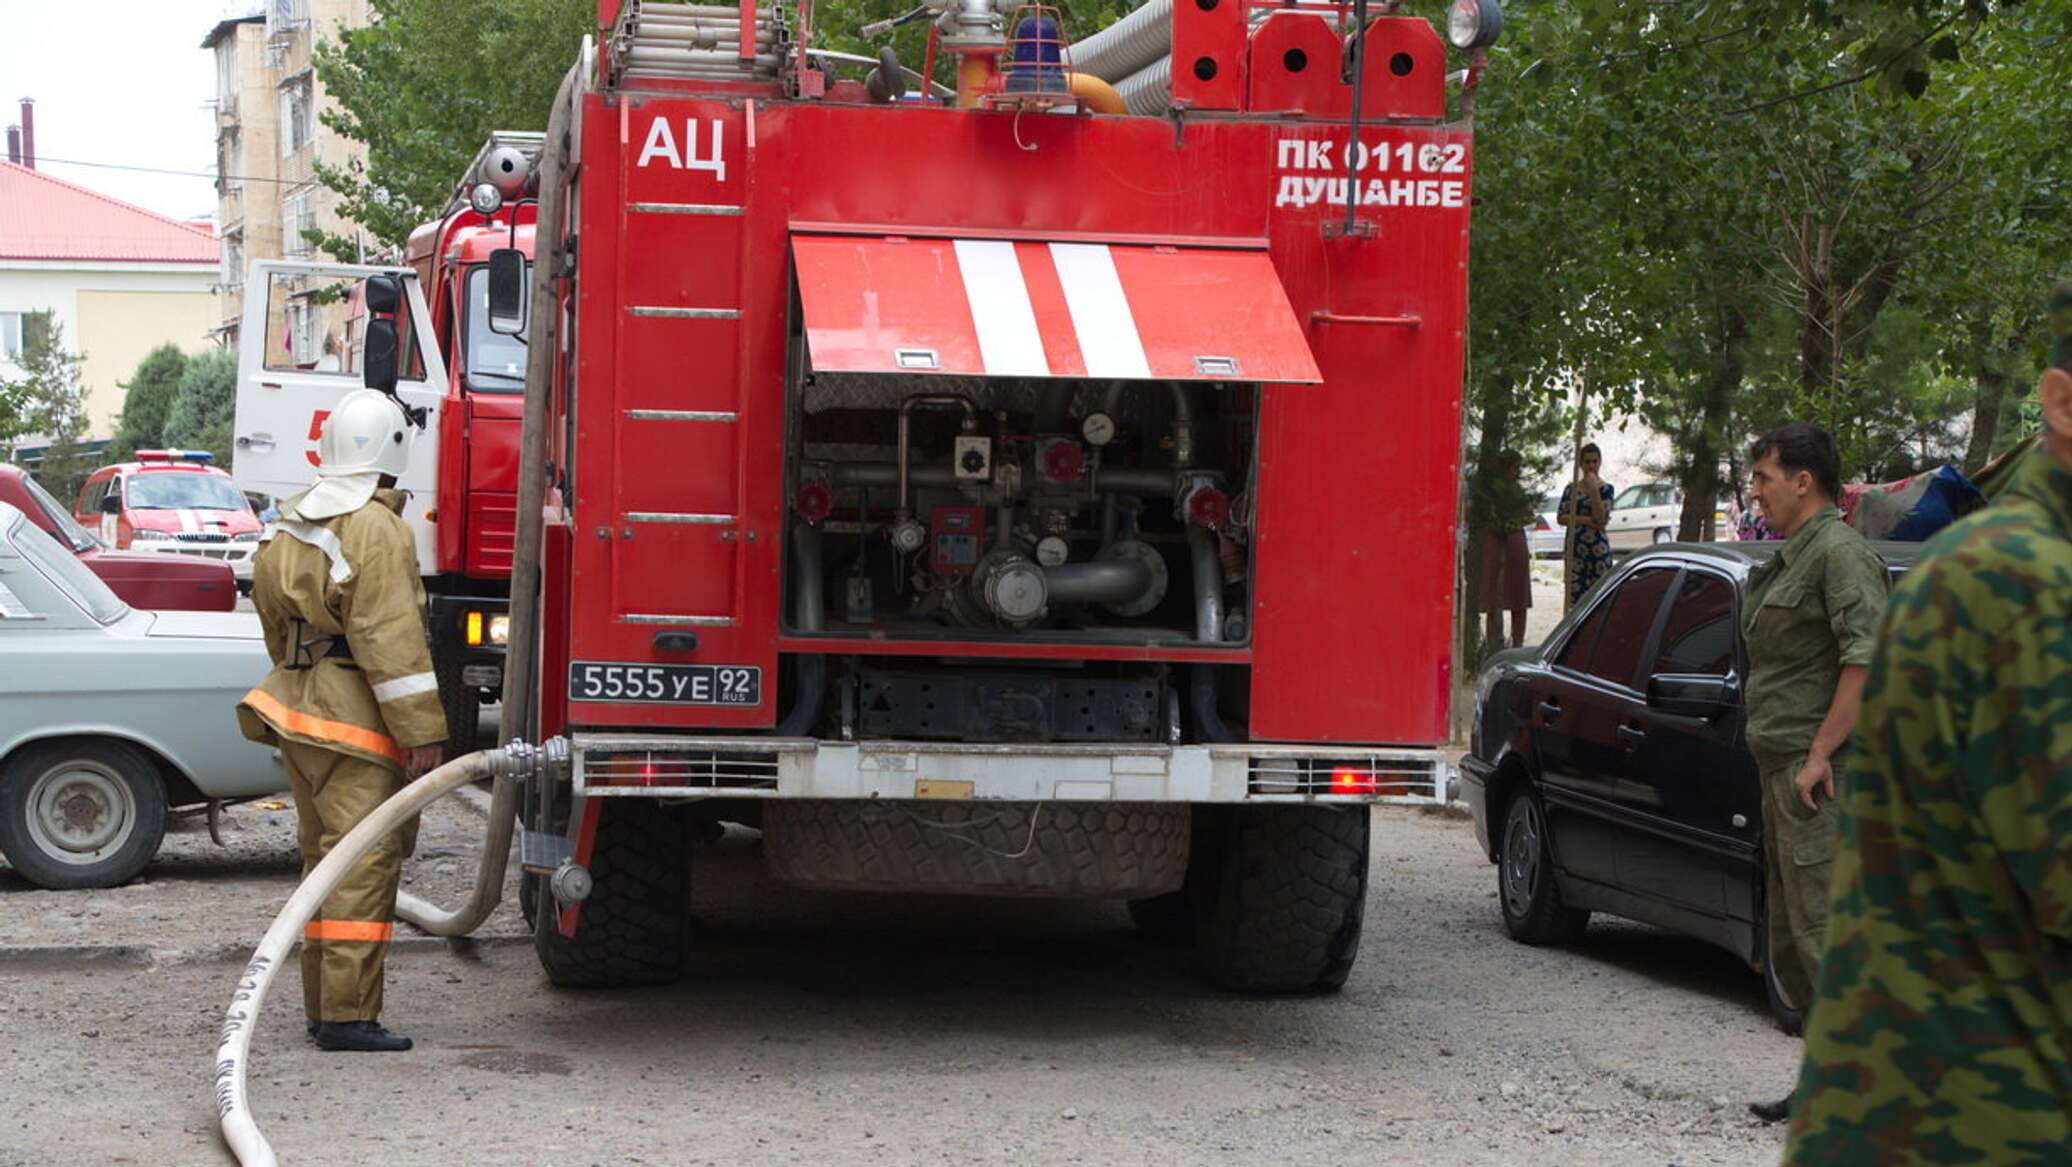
[{"left": 1786, "top": 495, "right": 2072, "bottom": 1164}]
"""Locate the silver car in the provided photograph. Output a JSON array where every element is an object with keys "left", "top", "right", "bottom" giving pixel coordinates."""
[{"left": 0, "top": 502, "right": 282, "bottom": 889}]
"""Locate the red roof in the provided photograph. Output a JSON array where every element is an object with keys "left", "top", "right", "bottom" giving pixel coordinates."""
[{"left": 0, "top": 162, "right": 216, "bottom": 264}]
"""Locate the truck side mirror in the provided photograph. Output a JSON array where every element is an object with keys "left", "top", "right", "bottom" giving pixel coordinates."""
[
  {"left": 100, "top": 493, "right": 121, "bottom": 515},
  {"left": 487, "top": 248, "right": 527, "bottom": 336},
  {"left": 363, "top": 318, "right": 400, "bottom": 395},
  {"left": 364, "top": 273, "right": 402, "bottom": 317}
]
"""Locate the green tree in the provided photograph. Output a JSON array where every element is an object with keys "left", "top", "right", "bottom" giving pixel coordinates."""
[
  {"left": 106, "top": 344, "right": 189, "bottom": 463},
  {"left": 162, "top": 349, "right": 239, "bottom": 467},
  {"left": 311, "top": 0, "right": 596, "bottom": 255},
  {"left": 0, "top": 313, "right": 94, "bottom": 501}
]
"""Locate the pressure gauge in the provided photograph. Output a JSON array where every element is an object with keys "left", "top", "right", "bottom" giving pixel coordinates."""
[
  {"left": 1035, "top": 535, "right": 1070, "bottom": 567},
  {"left": 1080, "top": 411, "right": 1116, "bottom": 447}
]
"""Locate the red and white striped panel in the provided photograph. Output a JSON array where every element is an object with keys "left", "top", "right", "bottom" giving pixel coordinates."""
[{"left": 792, "top": 235, "right": 1323, "bottom": 383}]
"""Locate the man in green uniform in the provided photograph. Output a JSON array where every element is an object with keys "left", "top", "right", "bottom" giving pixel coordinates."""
[
  {"left": 1785, "top": 286, "right": 2072, "bottom": 1162},
  {"left": 1740, "top": 421, "right": 1891, "bottom": 1122}
]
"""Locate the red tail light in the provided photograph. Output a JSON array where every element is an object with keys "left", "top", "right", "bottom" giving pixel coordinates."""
[
  {"left": 1330, "top": 766, "right": 1377, "bottom": 796},
  {"left": 1533, "top": 516, "right": 1551, "bottom": 531}
]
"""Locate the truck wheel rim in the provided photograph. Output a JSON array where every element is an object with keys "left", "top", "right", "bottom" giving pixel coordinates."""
[
  {"left": 25, "top": 760, "right": 135, "bottom": 865},
  {"left": 1501, "top": 799, "right": 1542, "bottom": 916}
]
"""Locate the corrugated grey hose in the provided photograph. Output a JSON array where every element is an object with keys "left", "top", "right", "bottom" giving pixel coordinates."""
[
  {"left": 1068, "top": 0, "right": 1170, "bottom": 81},
  {"left": 1117, "top": 55, "right": 1173, "bottom": 115}
]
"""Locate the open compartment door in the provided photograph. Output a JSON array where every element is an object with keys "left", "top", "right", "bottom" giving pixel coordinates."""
[{"left": 791, "top": 234, "right": 1322, "bottom": 383}]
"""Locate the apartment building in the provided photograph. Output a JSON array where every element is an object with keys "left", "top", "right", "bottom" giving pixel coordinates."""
[{"left": 203, "top": 0, "right": 371, "bottom": 351}]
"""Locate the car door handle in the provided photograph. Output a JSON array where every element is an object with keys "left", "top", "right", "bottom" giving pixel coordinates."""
[
  {"left": 1536, "top": 700, "right": 1562, "bottom": 722},
  {"left": 1617, "top": 724, "right": 1647, "bottom": 746},
  {"left": 237, "top": 433, "right": 275, "bottom": 451},
  {"left": 259, "top": 380, "right": 283, "bottom": 390}
]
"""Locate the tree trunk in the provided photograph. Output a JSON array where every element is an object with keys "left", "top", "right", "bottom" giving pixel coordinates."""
[{"left": 1680, "top": 301, "right": 1750, "bottom": 541}]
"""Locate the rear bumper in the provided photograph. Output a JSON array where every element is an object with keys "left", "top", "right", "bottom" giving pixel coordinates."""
[{"left": 569, "top": 734, "right": 1456, "bottom": 805}]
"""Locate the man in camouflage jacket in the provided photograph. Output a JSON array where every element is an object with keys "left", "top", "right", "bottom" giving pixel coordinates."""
[{"left": 1785, "top": 284, "right": 2072, "bottom": 1161}]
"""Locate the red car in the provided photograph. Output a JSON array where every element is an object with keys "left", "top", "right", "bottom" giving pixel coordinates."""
[
  {"left": 74, "top": 450, "right": 263, "bottom": 587},
  {"left": 0, "top": 463, "right": 236, "bottom": 612}
]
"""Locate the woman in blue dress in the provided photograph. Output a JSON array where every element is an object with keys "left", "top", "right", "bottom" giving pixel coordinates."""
[{"left": 1558, "top": 442, "right": 1613, "bottom": 609}]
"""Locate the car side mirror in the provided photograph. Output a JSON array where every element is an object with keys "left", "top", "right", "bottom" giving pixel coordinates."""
[
  {"left": 363, "top": 318, "right": 399, "bottom": 394},
  {"left": 100, "top": 493, "right": 121, "bottom": 515},
  {"left": 1647, "top": 673, "right": 1738, "bottom": 719},
  {"left": 364, "top": 273, "right": 402, "bottom": 317},
  {"left": 487, "top": 248, "right": 527, "bottom": 336}
]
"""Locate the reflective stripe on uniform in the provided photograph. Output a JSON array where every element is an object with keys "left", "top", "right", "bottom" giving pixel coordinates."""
[
  {"left": 370, "top": 671, "right": 438, "bottom": 704},
  {"left": 241, "top": 688, "right": 406, "bottom": 765},
  {"left": 266, "top": 519, "right": 353, "bottom": 583},
  {"left": 303, "top": 919, "right": 395, "bottom": 943}
]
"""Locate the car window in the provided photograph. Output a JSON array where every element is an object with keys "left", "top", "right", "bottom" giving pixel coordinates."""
[
  {"left": 1651, "top": 571, "right": 1736, "bottom": 677},
  {"left": 1650, "top": 485, "right": 1677, "bottom": 508},
  {"left": 19, "top": 472, "right": 98, "bottom": 553},
  {"left": 7, "top": 513, "right": 128, "bottom": 624},
  {"left": 127, "top": 473, "right": 250, "bottom": 512},
  {"left": 1612, "top": 485, "right": 1646, "bottom": 510},
  {"left": 1571, "top": 567, "right": 1677, "bottom": 688}
]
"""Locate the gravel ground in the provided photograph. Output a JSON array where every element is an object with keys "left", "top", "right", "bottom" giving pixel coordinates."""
[{"left": 0, "top": 799, "right": 1798, "bottom": 1166}]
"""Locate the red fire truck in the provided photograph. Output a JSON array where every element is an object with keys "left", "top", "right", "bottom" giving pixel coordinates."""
[
  {"left": 409, "top": 0, "right": 1497, "bottom": 993},
  {"left": 231, "top": 137, "right": 541, "bottom": 753}
]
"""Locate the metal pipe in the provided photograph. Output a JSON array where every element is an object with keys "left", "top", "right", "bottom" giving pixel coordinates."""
[
  {"left": 828, "top": 459, "right": 1173, "bottom": 497},
  {"left": 1044, "top": 558, "right": 1153, "bottom": 605},
  {"left": 1188, "top": 526, "right": 1222, "bottom": 643},
  {"left": 1101, "top": 380, "right": 1195, "bottom": 469},
  {"left": 640, "top": 2, "right": 762, "bottom": 16},
  {"left": 790, "top": 521, "right": 825, "bottom": 633},
  {"left": 896, "top": 394, "right": 977, "bottom": 516},
  {"left": 625, "top": 48, "right": 780, "bottom": 65}
]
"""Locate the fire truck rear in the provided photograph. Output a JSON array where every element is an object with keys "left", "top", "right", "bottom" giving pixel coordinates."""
[{"left": 502, "top": 0, "right": 1499, "bottom": 993}]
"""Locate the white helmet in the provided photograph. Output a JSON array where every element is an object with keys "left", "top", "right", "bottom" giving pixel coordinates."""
[{"left": 316, "top": 390, "right": 413, "bottom": 480}]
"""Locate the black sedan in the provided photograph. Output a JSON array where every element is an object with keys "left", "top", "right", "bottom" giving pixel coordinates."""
[{"left": 1458, "top": 542, "right": 1913, "bottom": 1030}]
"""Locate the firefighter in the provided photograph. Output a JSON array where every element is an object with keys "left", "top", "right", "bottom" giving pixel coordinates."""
[{"left": 235, "top": 389, "right": 448, "bottom": 1053}]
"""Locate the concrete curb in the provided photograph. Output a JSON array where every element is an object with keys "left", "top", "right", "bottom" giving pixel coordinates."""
[{"left": 0, "top": 933, "right": 532, "bottom": 971}]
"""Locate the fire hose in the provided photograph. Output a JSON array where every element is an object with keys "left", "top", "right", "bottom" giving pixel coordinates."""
[{"left": 215, "top": 744, "right": 561, "bottom": 1167}]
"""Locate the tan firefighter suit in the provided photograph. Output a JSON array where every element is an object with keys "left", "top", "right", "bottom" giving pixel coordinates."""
[{"left": 236, "top": 486, "right": 448, "bottom": 1024}]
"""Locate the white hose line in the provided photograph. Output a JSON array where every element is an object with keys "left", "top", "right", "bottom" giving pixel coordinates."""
[
  {"left": 392, "top": 772, "right": 519, "bottom": 936},
  {"left": 216, "top": 751, "right": 496, "bottom": 1167}
]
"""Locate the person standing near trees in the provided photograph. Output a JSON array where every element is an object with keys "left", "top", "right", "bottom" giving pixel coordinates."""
[
  {"left": 1476, "top": 450, "right": 1535, "bottom": 649},
  {"left": 1737, "top": 421, "right": 1889, "bottom": 1124},
  {"left": 1557, "top": 442, "right": 1613, "bottom": 608},
  {"left": 1784, "top": 284, "right": 2072, "bottom": 1161}
]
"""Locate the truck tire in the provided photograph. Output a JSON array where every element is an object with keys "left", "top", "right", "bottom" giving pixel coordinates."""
[
  {"left": 1194, "top": 805, "right": 1368, "bottom": 994},
  {"left": 534, "top": 799, "right": 688, "bottom": 988},
  {"left": 0, "top": 740, "right": 168, "bottom": 890},
  {"left": 436, "top": 652, "right": 481, "bottom": 758}
]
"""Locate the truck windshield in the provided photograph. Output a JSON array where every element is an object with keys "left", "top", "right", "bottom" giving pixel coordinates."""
[
  {"left": 127, "top": 473, "right": 250, "bottom": 512},
  {"left": 19, "top": 472, "right": 99, "bottom": 552},
  {"left": 465, "top": 265, "right": 529, "bottom": 392}
]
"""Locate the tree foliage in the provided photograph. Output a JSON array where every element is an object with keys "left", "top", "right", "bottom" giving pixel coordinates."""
[
  {"left": 0, "top": 313, "right": 93, "bottom": 501},
  {"left": 312, "top": 0, "right": 596, "bottom": 255},
  {"left": 106, "top": 344, "right": 189, "bottom": 463},
  {"left": 162, "top": 349, "right": 240, "bottom": 468}
]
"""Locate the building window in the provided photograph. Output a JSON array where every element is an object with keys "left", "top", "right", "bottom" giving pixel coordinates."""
[
  {"left": 215, "top": 42, "right": 238, "bottom": 106},
  {"left": 222, "top": 235, "right": 245, "bottom": 290},
  {"left": 282, "top": 188, "right": 317, "bottom": 256},
  {"left": 279, "top": 76, "right": 313, "bottom": 156},
  {"left": 269, "top": 0, "right": 309, "bottom": 34},
  {"left": 0, "top": 311, "right": 23, "bottom": 363}
]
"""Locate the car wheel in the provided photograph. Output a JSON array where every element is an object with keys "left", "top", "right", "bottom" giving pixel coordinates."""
[
  {"left": 1652, "top": 527, "right": 1674, "bottom": 545},
  {"left": 1496, "top": 788, "right": 1589, "bottom": 945},
  {"left": 1759, "top": 901, "right": 1806, "bottom": 1036},
  {"left": 0, "top": 741, "right": 168, "bottom": 890}
]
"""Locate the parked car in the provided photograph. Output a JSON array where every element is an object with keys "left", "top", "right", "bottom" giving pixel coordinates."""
[
  {"left": 1602, "top": 482, "right": 1735, "bottom": 551},
  {"left": 74, "top": 450, "right": 262, "bottom": 590},
  {"left": 0, "top": 502, "right": 281, "bottom": 889},
  {"left": 1526, "top": 495, "right": 1564, "bottom": 559},
  {"left": 1458, "top": 541, "right": 1915, "bottom": 1029},
  {"left": 0, "top": 463, "right": 236, "bottom": 611}
]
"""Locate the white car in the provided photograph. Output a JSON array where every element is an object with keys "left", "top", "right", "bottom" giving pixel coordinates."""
[
  {"left": 0, "top": 502, "right": 283, "bottom": 889},
  {"left": 1526, "top": 497, "right": 1564, "bottom": 559},
  {"left": 1603, "top": 483, "right": 1732, "bottom": 551}
]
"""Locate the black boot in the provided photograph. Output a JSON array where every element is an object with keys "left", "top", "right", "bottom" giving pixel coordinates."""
[
  {"left": 1748, "top": 1094, "right": 1794, "bottom": 1123},
  {"left": 313, "top": 1020, "right": 414, "bottom": 1052},
  {"left": 306, "top": 1019, "right": 318, "bottom": 1038}
]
